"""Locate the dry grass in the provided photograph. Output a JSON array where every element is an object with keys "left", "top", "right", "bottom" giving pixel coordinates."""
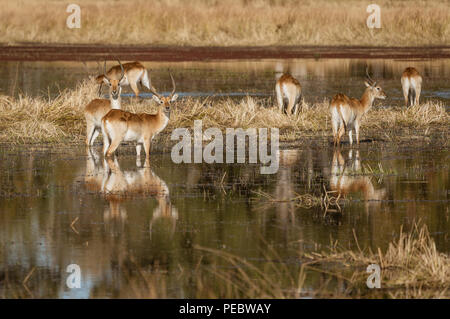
[
  {"left": 119, "top": 224, "right": 449, "bottom": 298},
  {"left": 0, "top": 77, "right": 448, "bottom": 145},
  {"left": 308, "top": 224, "right": 450, "bottom": 298},
  {"left": 0, "top": 0, "right": 449, "bottom": 46}
]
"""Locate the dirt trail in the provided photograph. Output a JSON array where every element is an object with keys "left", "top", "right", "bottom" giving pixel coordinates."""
[{"left": 1, "top": 45, "right": 450, "bottom": 61}]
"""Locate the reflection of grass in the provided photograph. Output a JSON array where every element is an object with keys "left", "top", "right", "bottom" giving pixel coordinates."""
[
  {"left": 309, "top": 224, "right": 450, "bottom": 298},
  {"left": 0, "top": 78, "right": 448, "bottom": 144},
  {"left": 362, "top": 163, "right": 397, "bottom": 175},
  {"left": 1, "top": 0, "right": 449, "bottom": 46},
  {"left": 252, "top": 188, "right": 345, "bottom": 215},
  {"left": 119, "top": 224, "right": 449, "bottom": 298}
]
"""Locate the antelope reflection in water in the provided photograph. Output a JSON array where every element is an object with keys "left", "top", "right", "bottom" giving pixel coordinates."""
[
  {"left": 84, "top": 148, "right": 178, "bottom": 235},
  {"left": 330, "top": 149, "right": 386, "bottom": 212},
  {"left": 270, "top": 150, "right": 302, "bottom": 226}
]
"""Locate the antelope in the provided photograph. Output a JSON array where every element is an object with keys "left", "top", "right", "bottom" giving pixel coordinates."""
[
  {"left": 97, "top": 61, "right": 150, "bottom": 98},
  {"left": 330, "top": 149, "right": 386, "bottom": 211},
  {"left": 85, "top": 60, "right": 125, "bottom": 146},
  {"left": 83, "top": 150, "right": 177, "bottom": 229},
  {"left": 330, "top": 68, "right": 387, "bottom": 147},
  {"left": 103, "top": 157, "right": 178, "bottom": 233},
  {"left": 102, "top": 72, "right": 178, "bottom": 167},
  {"left": 275, "top": 73, "right": 302, "bottom": 115},
  {"left": 401, "top": 67, "right": 422, "bottom": 107}
]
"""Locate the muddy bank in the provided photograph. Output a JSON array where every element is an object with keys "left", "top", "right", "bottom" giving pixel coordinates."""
[{"left": 1, "top": 45, "right": 450, "bottom": 61}]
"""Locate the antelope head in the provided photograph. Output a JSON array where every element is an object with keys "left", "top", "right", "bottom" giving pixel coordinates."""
[
  {"left": 150, "top": 72, "right": 178, "bottom": 117},
  {"left": 364, "top": 67, "right": 387, "bottom": 100},
  {"left": 103, "top": 59, "right": 125, "bottom": 100}
]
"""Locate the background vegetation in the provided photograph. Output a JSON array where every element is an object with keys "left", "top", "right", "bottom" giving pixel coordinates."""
[{"left": 0, "top": 0, "right": 449, "bottom": 46}]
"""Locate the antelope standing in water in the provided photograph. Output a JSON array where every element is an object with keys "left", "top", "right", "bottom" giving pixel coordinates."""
[
  {"left": 275, "top": 73, "right": 302, "bottom": 115},
  {"left": 97, "top": 61, "right": 150, "bottom": 98},
  {"left": 85, "top": 60, "right": 125, "bottom": 146},
  {"left": 83, "top": 150, "right": 177, "bottom": 230},
  {"left": 330, "top": 68, "right": 387, "bottom": 147},
  {"left": 330, "top": 149, "right": 386, "bottom": 211},
  {"left": 401, "top": 67, "right": 422, "bottom": 107},
  {"left": 102, "top": 72, "right": 178, "bottom": 167}
]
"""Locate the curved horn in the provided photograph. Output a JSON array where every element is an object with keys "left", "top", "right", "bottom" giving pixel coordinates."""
[
  {"left": 117, "top": 59, "right": 125, "bottom": 81},
  {"left": 103, "top": 60, "right": 111, "bottom": 81},
  {"left": 169, "top": 71, "right": 176, "bottom": 98},
  {"left": 365, "top": 66, "right": 375, "bottom": 85}
]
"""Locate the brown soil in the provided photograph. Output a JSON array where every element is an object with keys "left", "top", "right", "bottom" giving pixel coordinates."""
[{"left": 0, "top": 45, "right": 450, "bottom": 61}]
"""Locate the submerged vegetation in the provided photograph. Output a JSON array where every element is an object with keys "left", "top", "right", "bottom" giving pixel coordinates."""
[
  {"left": 0, "top": 0, "right": 449, "bottom": 47},
  {"left": 0, "top": 78, "right": 448, "bottom": 145}
]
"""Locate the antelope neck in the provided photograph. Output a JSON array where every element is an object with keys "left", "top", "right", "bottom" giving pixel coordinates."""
[{"left": 360, "top": 89, "right": 374, "bottom": 112}]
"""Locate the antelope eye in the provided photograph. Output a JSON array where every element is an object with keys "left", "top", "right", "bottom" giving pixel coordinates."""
[{"left": 377, "top": 87, "right": 380, "bottom": 90}]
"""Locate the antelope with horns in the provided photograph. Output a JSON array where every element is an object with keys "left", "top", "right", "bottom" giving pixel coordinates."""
[
  {"left": 401, "top": 67, "right": 422, "bottom": 107},
  {"left": 97, "top": 61, "right": 150, "bottom": 98},
  {"left": 275, "top": 73, "right": 302, "bottom": 115},
  {"left": 102, "top": 72, "right": 178, "bottom": 167},
  {"left": 330, "top": 67, "right": 387, "bottom": 147},
  {"left": 85, "top": 60, "right": 125, "bottom": 146}
]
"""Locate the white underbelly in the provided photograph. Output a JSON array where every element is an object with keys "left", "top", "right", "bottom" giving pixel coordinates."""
[{"left": 124, "top": 129, "right": 140, "bottom": 142}]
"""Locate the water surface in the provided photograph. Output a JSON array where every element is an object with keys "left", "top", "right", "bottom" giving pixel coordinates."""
[
  {"left": 1, "top": 59, "right": 449, "bottom": 107},
  {"left": 0, "top": 144, "right": 448, "bottom": 298}
]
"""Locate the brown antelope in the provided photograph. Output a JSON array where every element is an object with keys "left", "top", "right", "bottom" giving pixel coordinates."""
[
  {"left": 83, "top": 150, "right": 177, "bottom": 229},
  {"left": 401, "top": 67, "right": 422, "bottom": 107},
  {"left": 97, "top": 61, "right": 150, "bottom": 98},
  {"left": 85, "top": 60, "right": 125, "bottom": 146},
  {"left": 102, "top": 72, "right": 178, "bottom": 167},
  {"left": 103, "top": 157, "right": 178, "bottom": 234},
  {"left": 330, "top": 149, "right": 386, "bottom": 211},
  {"left": 330, "top": 68, "right": 387, "bottom": 146},
  {"left": 275, "top": 73, "right": 302, "bottom": 115}
]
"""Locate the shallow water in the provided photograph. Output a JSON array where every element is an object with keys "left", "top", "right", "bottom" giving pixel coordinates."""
[
  {"left": 1, "top": 59, "right": 449, "bottom": 107},
  {"left": 0, "top": 56, "right": 449, "bottom": 298},
  {"left": 0, "top": 144, "right": 448, "bottom": 298}
]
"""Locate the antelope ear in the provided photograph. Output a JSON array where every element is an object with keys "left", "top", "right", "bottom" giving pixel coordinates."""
[
  {"left": 170, "top": 94, "right": 178, "bottom": 102},
  {"left": 364, "top": 81, "right": 371, "bottom": 88},
  {"left": 103, "top": 77, "right": 111, "bottom": 85},
  {"left": 152, "top": 95, "right": 161, "bottom": 103}
]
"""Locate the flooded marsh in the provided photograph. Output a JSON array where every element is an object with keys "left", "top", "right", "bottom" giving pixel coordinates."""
[
  {"left": 0, "top": 57, "right": 449, "bottom": 299},
  {"left": 0, "top": 142, "right": 448, "bottom": 298}
]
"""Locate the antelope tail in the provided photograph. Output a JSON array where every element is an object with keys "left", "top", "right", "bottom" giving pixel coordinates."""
[
  {"left": 140, "top": 69, "right": 150, "bottom": 90},
  {"left": 408, "top": 87, "right": 416, "bottom": 107},
  {"left": 337, "top": 104, "right": 347, "bottom": 131}
]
